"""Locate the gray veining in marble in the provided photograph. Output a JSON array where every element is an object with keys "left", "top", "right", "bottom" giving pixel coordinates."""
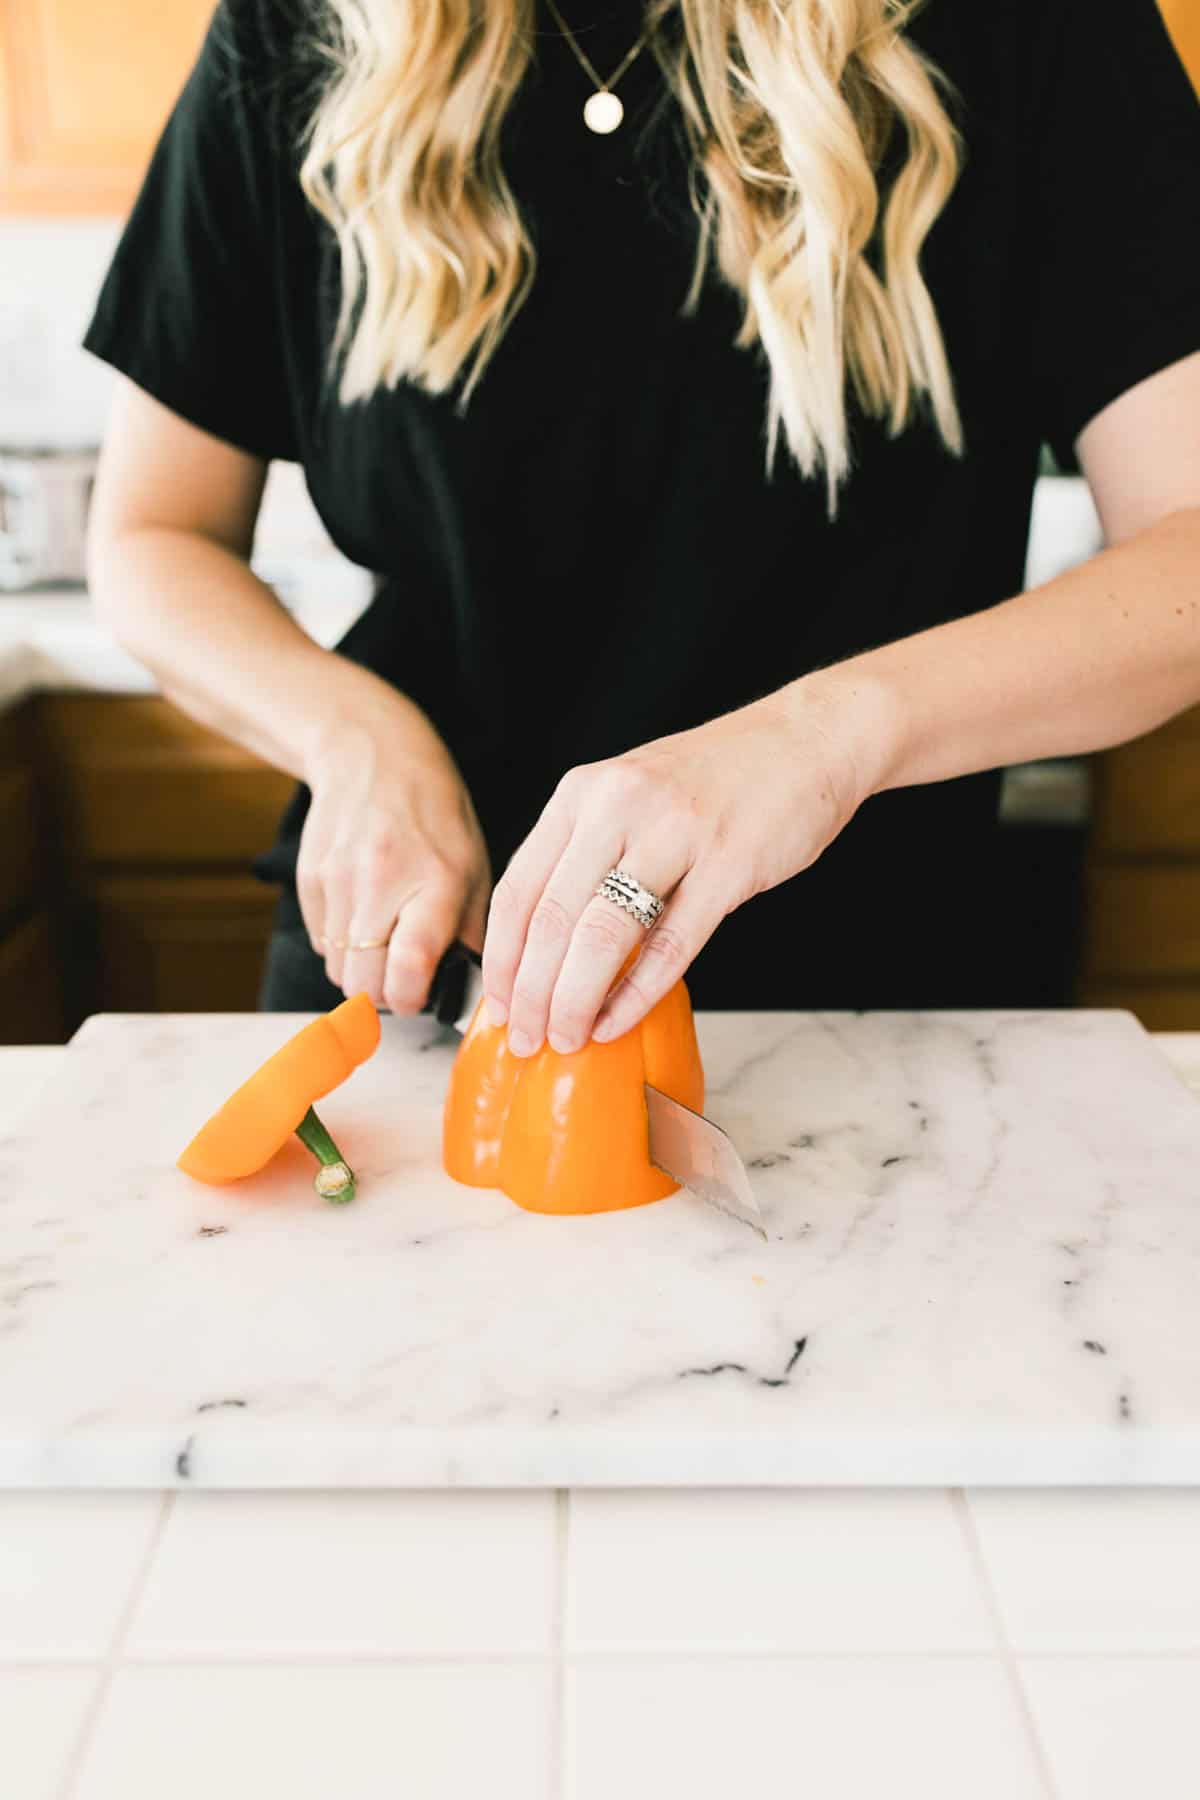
[{"left": 2, "top": 1008, "right": 1199, "bottom": 1487}]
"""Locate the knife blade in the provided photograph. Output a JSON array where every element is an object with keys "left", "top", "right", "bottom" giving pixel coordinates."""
[
  {"left": 428, "top": 943, "right": 766, "bottom": 1238},
  {"left": 643, "top": 1083, "right": 767, "bottom": 1238}
]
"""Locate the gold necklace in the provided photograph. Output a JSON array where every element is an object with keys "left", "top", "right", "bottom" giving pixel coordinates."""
[{"left": 542, "top": 0, "right": 653, "bottom": 134}]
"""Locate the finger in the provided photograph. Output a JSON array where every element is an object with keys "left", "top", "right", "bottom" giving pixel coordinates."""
[
  {"left": 296, "top": 816, "right": 333, "bottom": 956},
  {"left": 319, "top": 860, "right": 356, "bottom": 993},
  {"left": 340, "top": 942, "right": 392, "bottom": 1007},
  {"left": 383, "top": 880, "right": 464, "bottom": 1015},
  {"left": 505, "top": 834, "right": 624, "bottom": 1057},
  {"left": 481, "top": 796, "right": 573, "bottom": 1027},
  {"left": 592, "top": 871, "right": 719, "bottom": 1042},
  {"left": 545, "top": 857, "right": 684, "bottom": 1054},
  {"left": 296, "top": 863, "right": 325, "bottom": 956}
]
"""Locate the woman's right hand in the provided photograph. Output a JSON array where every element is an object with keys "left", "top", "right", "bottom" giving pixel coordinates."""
[
  {"left": 86, "top": 382, "right": 488, "bottom": 1005},
  {"left": 296, "top": 694, "right": 491, "bottom": 1014}
]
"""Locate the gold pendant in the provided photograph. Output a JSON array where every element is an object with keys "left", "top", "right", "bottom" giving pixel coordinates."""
[{"left": 583, "top": 90, "right": 624, "bottom": 134}]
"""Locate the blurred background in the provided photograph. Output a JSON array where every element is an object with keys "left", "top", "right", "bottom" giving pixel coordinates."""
[{"left": 0, "top": 0, "right": 1197, "bottom": 1042}]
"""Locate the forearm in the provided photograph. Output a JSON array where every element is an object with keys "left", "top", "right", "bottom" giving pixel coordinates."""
[
  {"left": 801, "top": 505, "right": 1200, "bottom": 801},
  {"left": 90, "top": 526, "right": 407, "bottom": 781}
]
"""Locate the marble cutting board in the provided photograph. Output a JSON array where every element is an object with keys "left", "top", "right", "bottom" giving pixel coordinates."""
[{"left": 3, "top": 1008, "right": 1200, "bottom": 1488}]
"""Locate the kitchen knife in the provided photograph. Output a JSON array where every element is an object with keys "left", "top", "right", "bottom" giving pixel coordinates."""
[{"left": 427, "top": 944, "right": 767, "bottom": 1239}]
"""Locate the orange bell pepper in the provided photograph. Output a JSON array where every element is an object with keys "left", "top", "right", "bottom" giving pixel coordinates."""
[
  {"left": 443, "top": 981, "right": 704, "bottom": 1215},
  {"left": 178, "top": 992, "right": 381, "bottom": 1203}
]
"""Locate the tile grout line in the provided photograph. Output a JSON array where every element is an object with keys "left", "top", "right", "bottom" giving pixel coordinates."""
[
  {"left": 551, "top": 1489, "right": 570, "bottom": 1800},
  {"left": 10, "top": 1645, "right": 1200, "bottom": 1671},
  {"left": 950, "top": 1489, "right": 1061, "bottom": 1800},
  {"left": 55, "top": 1492, "right": 176, "bottom": 1800}
]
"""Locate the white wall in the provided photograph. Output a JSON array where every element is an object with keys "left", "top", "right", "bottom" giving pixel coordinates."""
[
  {"left": 0, "top": 218, "right": 354, "bottom": 584},
  {"left": 0, "top": 220, "right": 123, "bottom": 448}
]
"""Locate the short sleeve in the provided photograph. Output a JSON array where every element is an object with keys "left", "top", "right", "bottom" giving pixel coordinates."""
[
  {"left": 82, "top": 0, "right": 298, "bottom": 462},
  {"left": 1031, "top": 0, "right": 1200, "bottom": 467}
]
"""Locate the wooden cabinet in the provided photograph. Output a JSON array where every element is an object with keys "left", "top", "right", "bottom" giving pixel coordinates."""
[
  {"left": 0, "top": 911, "right": 65, "bottom": 1042},
  {"left": 0, "top": 693, "right": 294, "bottom": 1037},
  {"left": 1087, "top": 713, "right": 1200, "bottom": 858},
  {"left": 35, "top": 694, "right": 294, "bottom": 1024},
  {"left": 0, "top": 699, "right": 67, "bottom": 1043},
  {"left": 1079, "top": 708, "right": 1200, "bottom": 1030},
  {"left": 0, "top": 766, "right": 37, "bottom": 921},
  {"left": 0, "top": 0, "right": 214, "bottom": 213},
  {"left": 38, "top": 695, "right": 293, "bottom": 866},
  {"left": 84, "top": 874, "right": 281, "bottom": 1014}
]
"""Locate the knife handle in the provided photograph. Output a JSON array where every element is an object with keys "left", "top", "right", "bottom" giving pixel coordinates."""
[{"left": 425, "top": 941, "right": 482, "bottom": 1028}]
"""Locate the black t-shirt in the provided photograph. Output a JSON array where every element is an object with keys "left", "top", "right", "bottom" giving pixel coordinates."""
[{"left": 84, "top": 0, "right": 1200, "bottom": 1007}]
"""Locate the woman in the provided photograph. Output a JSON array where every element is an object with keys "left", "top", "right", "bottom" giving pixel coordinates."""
[{"left": 85, "top": 0, "right": 1200, "bottom": 1057}]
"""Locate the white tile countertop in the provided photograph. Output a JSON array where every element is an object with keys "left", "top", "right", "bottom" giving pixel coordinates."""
[{"left": 2, "top": 1037, "right": 1199, "bottom": 1800}]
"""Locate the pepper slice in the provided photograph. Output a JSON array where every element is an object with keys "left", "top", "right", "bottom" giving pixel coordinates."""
[
  {"left": 443, "top": 981, "right": 704, "bottom": 1215},
  {"left": 177, "top": 992, "right": 381, "bottom": 1203}
]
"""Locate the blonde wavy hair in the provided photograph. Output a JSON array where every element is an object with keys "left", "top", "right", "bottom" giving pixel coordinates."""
[{"left": 300, "top": 0, "right": 963, "bottom": 508}]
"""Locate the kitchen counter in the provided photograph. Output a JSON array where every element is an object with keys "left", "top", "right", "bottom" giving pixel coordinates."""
[
  {"left": 2, "top": 1035, "right": 1198, "bottom": 1800},
  {"left": 0, "top": 592, "right": 155, "bottom": 704},
  {"left": 0, "top": 584, "right": 370, "bottom": 712}
]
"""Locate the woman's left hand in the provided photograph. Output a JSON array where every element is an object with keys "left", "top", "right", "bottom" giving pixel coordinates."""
[{"left": 481, "top": 677, "right": 895, "bottom": 1055}]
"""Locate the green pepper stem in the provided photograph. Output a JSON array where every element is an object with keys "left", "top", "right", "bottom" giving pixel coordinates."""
[{"left": 295, "top": 1106, "right": 356, "bottom": 1204}]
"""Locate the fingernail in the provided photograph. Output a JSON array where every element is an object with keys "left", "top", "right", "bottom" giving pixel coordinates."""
[
  {"left": 508, "top": 1028, "right": 536, "bottom": 1058},
  {"left": 547, "top": 1031, "right": 577, "bottom": 1056},
  {"left": 592, "top": 1016, "right": 617, "bottom": 1042},
  {"left": 485, "top": 996, "right": 508, "bottom": 1028}
]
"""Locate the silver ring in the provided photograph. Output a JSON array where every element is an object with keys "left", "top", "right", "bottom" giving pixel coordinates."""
[{"left": 596, "top": 866, "right": 665, "bottom": 930}]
